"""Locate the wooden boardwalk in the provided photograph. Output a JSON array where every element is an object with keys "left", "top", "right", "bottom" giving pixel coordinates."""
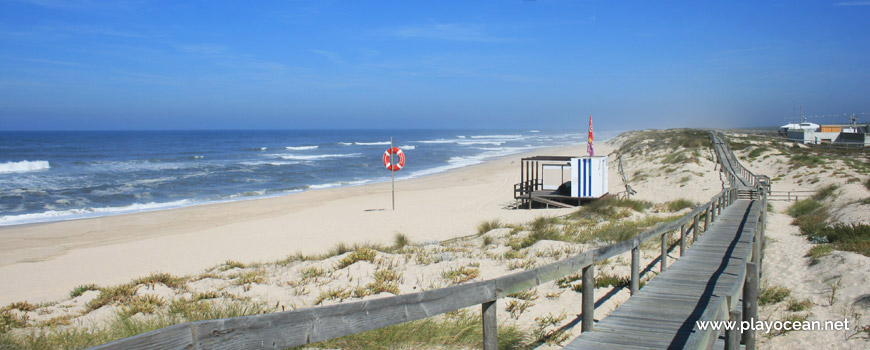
[{"left": 565, "top": 199, "right": 762, "bottom": 349}]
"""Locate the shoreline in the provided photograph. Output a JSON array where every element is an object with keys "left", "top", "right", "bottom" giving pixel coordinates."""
[
  {"left": 0, "top": 142, "right": 583, "bottom": 228},
  {"left": 0, "top": 142, "right": 600, "bottom": 305}
]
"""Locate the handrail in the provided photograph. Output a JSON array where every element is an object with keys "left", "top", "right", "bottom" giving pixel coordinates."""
[{"left": 91, "top": 133, "right": 758, "bottom": 350}]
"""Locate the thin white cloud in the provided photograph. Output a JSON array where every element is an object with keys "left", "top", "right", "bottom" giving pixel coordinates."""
[
  {"left": 310, "top": 49, "right": 344, "bottom": 65},
  {"left": 175, "top": 44, "right": 228, "bottom": 56},
  {"left": 835, "top": 1, "right": 870, "bottom": 5},
  {"left": 392, "top": 22, "right": 507, "bottom": 42}
]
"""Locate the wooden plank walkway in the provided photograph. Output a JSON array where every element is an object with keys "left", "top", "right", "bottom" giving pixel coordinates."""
[{"left": 564, "top": 199, "right": 763, "bottom": 349}]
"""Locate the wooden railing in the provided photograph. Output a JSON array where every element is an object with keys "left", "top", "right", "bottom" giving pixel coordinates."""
[{"left": 92, "top": 132, "right": 762, "bottom": 350}]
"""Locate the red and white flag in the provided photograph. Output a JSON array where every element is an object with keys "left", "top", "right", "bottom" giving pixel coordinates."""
[{"left": 587, "top": 115, "right": 594, "bottom": 156}]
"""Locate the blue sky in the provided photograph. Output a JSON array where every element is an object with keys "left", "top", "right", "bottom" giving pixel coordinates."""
[{"left": 1, "top": 0, "right": 868, "bottom": 131}]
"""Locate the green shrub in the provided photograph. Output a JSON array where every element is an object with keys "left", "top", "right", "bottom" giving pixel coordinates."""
[
  {"left": 811, "top": 184, "right": 838, "bottom": 201},
  {"left": 814, "top": 224, "right": 870, "bottom": 257},
  {"left": 790, "top": 154, "right": 825, "bottom": 168},
  {"left": 788, "top": 199, "right": 823, "bottom": 218},
  {"left": 806, "top": 244, "right": 833, "bottom": 263},
  {"left": 748, "top": 147, "right": 768, "bottom": 158}
]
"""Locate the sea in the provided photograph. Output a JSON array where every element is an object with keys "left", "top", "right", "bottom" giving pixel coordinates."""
[{"left": 0, "top": 129, "right": 618, "bottom": 226}]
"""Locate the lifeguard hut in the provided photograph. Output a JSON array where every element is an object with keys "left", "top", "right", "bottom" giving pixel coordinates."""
[{"left": 514, "top": 155, "right": 608, "bottom": 209}]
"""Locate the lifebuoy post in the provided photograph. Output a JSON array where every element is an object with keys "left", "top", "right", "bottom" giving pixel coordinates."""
[{"left": 382, "top": 139, "right": 405, "bottom": 210}]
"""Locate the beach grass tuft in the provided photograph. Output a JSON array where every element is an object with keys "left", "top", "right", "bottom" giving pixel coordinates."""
[
  {"left": 441, "top": 266, "right": 479, "bottom": 285},
  {"left": 86, "top": 283, "right": 138, "bottom": 311},
  {"left": 665, "top": 198, "right": 695, "bottom": 212},
  {"left": 218, "top": 260, "right": 246, "bottom": 271},
  {"left": 759, "top": 286, "right": 791, "bottom": 306},
  {"left": 336, "top": 247, "right": 378, "bottom": 269},
  {"left": 70, "top": 284, "right": 100, "bottom": 298},
  {"left": 133, "top": 272, "right": 187, "bottom": 289},
  {"left": 477, "top": 219, "right": 502, "bottom": 235},
  {"left": 392, "top": 232, "right": 410, "bottom": 249},
  {"left": 786, "top": 298, "right": 813, "bottom": 312}
]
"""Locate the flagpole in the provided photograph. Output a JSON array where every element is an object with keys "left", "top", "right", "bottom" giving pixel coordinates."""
[{"left": 391, "top": 137, "right": 395, "bottom": 211}]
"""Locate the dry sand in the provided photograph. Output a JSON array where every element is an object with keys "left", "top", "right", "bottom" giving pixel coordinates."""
[{"left": 0, "top": 144, "right": 599, "bottom": 306}]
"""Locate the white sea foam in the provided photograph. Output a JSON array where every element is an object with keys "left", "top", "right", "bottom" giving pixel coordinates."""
[
  {"left": 0, "top": 200, "right": 192, "bottom": 226},
  {"left": 529, "top": 130, "right": 541, "bottom": 133},
  {"left": 241, "top": 161, "right": 301, "bottom": 166},
  {"left": 398, "top": 145, "right": 416, "bottom": 150},
  {"left": 337, "top": 142, "right": 353, "bottom": 146},
  {"left": 457, "top": 141, "right": 505, "bottom": 146},
  {"left": 308, "top": 179, "right": 372, "bottom": 190},
  {"left": 415, "top": 139, "right": 456, "bottom": 144},
  {"left": 0, "top": 160, "right": 51, "bottom": 174},
  {"left": 225, "top": 190, "right": 267, "bottom": 199},
  {"left": 279, "top": 153, "right": 362, "bottom": 161},
  {"left": 457, "top": 135, "right": 466, "bottom": 139},
  {"left": 285, "top": 145, "right": 319, "bottom": 150},
  {"left": 469, "top": 134, "right": 523, "bottom": 139},
  {"left": 399, "top": 146, "right": 537, "bottom": 180},
  {"left": 354, "top": 141, "right": 391, "bottom": 146},
  {"left": 191, "top": 155, "right": 204, "bottom": 159}
]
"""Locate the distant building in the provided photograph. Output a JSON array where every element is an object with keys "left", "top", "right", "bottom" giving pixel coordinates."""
[
  {"left": 782, "top": 122, "right": 869, "bottom": 146},
  {"left": 778, "top": 122, "right": 819, "bottom": 135}
]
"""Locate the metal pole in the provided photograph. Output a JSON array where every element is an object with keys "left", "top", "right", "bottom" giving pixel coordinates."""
[{"left": 391, "top": 137, "right": 395, "bottom": 211}]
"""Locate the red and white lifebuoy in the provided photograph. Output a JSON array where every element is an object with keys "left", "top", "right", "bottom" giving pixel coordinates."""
[{"left": 383, "top": 147, "right": 405, "bottom": 171}]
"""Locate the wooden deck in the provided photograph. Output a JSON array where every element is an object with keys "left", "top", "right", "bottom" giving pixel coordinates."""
[{"left": 565, "top": 199, "right": 762, "bottom": 349}]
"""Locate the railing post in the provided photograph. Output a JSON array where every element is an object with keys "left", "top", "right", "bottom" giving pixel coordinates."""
[
  {"left": 630, "top": 247, "right": 639, "bottom": 295},
  {"left": 711, "top": 199, "right": 717, "bottom": 222},
  {"left": 703, "top": 205, "right": 710, "bottom": 233},
  {"left": 743, "top": 262, "right": 758, "bottom": 350},
  {"left": 725, "top": 309, "right": 742, "bottom": 350},
  {"left": 482, "top": 301, "right": 498, "bottom": 350},
  {"left": 582, "top": 264, "right": 595, "bottom": 332},
  {"left": 660, "top": 232, "right": 668, "bottom": 272},
  {"left": 692, "top": 213, "right": 699, "bottom": 242},
  {"left": 680, "top": 224, "right": 687, "bottom": 256}
]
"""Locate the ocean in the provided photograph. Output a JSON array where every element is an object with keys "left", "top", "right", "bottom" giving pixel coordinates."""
[{"left": 0, "top": 129, "right": 616, "bottom": 226}]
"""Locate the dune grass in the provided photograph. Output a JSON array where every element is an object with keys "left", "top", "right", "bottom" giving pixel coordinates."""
[
  {"left": 759, "top": 286, "right": 791, "bottom": 306},
  {"left": 299, "top": 311, "right": 527, "bottom": 350},
  {"left": 789, "top": 186, "right": 870, "bottom": 257},
  {"left": 665, "top": 199, "right": 695, "bottom": 212},
  {"left": 1, "top": 299, "right": 270, "bottom": 350}
]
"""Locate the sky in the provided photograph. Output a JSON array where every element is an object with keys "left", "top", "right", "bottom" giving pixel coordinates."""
[{"left": 0, "top": 0, "right": 868, "bottom": 131}]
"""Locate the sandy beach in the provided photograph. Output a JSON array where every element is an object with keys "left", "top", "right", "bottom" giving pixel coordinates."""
[{"left": 0, "top": 143, "right": 598, "bottom": 306}]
